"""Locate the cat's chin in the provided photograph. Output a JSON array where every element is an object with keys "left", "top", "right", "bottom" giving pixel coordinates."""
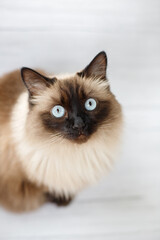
[
  {"left": 74, "top": 134, "right": 89, "bottom": 144},
  {"left": 66, "top": 134, "right": 89, "bottom": 144}
]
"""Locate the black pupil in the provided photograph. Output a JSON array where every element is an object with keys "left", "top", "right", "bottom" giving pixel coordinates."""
[
  {"left": 89, "top": 101, "right": 92, "bottom": 106},
  {"left": 57, "top": 108, "right": 60, "bottom": 113}
]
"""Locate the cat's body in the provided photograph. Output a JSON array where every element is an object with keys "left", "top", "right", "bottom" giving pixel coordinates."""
[{"left": 0, "top": 52, "right": 123, "bottom": 212}]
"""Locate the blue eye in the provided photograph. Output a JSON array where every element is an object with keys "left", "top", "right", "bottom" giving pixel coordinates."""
[
  {"left": 51, "top": 105, "right": 65, "bottom": 118},
  {"left": 85, "top": 98, "right": 97, "bottom": 111}
]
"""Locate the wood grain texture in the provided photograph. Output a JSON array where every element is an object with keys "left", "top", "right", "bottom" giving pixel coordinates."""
[{"left": 0, "top": 0, "right": 160, "bottom": 239}]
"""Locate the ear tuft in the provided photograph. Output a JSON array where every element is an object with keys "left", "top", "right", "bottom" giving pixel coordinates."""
[
  {"left": 77, "top": 51, "right": 107, "bottom": 80},
  {"left": 21, "top": 67, "right": 53, "bottom": 96}
]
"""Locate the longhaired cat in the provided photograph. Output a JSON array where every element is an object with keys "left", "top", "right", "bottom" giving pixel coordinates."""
[{"left": 0, "top": 51, "right": 122, "bottom": 212}]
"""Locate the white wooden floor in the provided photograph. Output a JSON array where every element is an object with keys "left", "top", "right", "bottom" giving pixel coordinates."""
[{"left": 0, "top": 0, "right": 160, "bottom": 239}]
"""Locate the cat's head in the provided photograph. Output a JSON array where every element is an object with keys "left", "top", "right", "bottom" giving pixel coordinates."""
[{"left": 21, "top": 51, "right": 122, "bottom": 144}]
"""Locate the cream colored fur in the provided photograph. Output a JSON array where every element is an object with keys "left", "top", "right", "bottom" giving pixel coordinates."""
[{"left": 11, "top": 74, "right": 122, "bottom": 197}]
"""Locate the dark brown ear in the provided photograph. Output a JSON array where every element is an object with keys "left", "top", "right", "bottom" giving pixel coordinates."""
[
  {"left": 77, "top": 51, "right": 107, "bottom": 80},
  {"left": 21, "top": 67, "right": 54, "bottom": 96}
]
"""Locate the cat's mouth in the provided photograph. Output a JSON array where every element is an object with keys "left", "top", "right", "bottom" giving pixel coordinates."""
[
  {"left": 72, "top": 136, "right": 88, "bottom": 144},
  {"left": 65, "top": 131, "right": 89, "bottom": 143},
  {"left": 76, "top": 133, "right": 88, "bottom": 143}
]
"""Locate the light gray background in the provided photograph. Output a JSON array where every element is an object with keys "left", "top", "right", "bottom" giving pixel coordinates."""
[{"left": 0, "top": 0, "right": 160, "bottom": 239}]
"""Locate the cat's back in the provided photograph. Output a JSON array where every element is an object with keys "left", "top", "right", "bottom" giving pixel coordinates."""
[{"left": 0, "top": 70, "right": 25, "bottom": 125}]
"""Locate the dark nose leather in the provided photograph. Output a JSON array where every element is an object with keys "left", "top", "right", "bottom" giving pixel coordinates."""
[{"left": 72, "top": 117, "right": 85, "bottom": 130}]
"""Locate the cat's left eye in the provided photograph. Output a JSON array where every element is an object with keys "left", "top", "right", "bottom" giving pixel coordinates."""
[
  {"left": 51, "top": 105, "right": 65, "bottom": 118},
  {"left": 85, "top": 98, "right": 97, "bottom": 111}
]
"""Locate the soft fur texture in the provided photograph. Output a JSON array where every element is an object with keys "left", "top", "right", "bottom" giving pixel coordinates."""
[{"left": 0, "top": 52, "right": 123, "bottom": 212}]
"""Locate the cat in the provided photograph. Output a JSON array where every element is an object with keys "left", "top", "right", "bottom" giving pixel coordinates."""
[{"left": 0, "top": 51, "right": 123, "bottom": 212}]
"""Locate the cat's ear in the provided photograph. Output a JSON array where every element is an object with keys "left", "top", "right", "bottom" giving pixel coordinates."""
[
  {"left": 77, "top": 51, "right": 107, "bottom": 80},
  {"left": 21, "top": 67, "right": 54, "bottom": 96}
]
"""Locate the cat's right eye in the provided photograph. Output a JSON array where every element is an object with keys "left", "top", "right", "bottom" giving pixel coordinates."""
[
  {"left": 51, "top": 105, "right": 65, "bottom": 118},
  {"left": 85, "top": 98, "right": 97, "bottom": 111}
]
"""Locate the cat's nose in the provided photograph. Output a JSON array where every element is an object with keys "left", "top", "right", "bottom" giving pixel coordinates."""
[{"left": 72, "top": 117, "right": 85, "bottom": 130}]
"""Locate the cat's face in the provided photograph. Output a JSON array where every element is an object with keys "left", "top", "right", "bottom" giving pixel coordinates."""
[{"left": 21, "top": 52, "right": 121, "bottom": 144}]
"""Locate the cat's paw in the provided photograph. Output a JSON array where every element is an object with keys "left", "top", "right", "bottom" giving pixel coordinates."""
[{"left": 45, "top": 193, "right": 73, "bottom": 206}]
